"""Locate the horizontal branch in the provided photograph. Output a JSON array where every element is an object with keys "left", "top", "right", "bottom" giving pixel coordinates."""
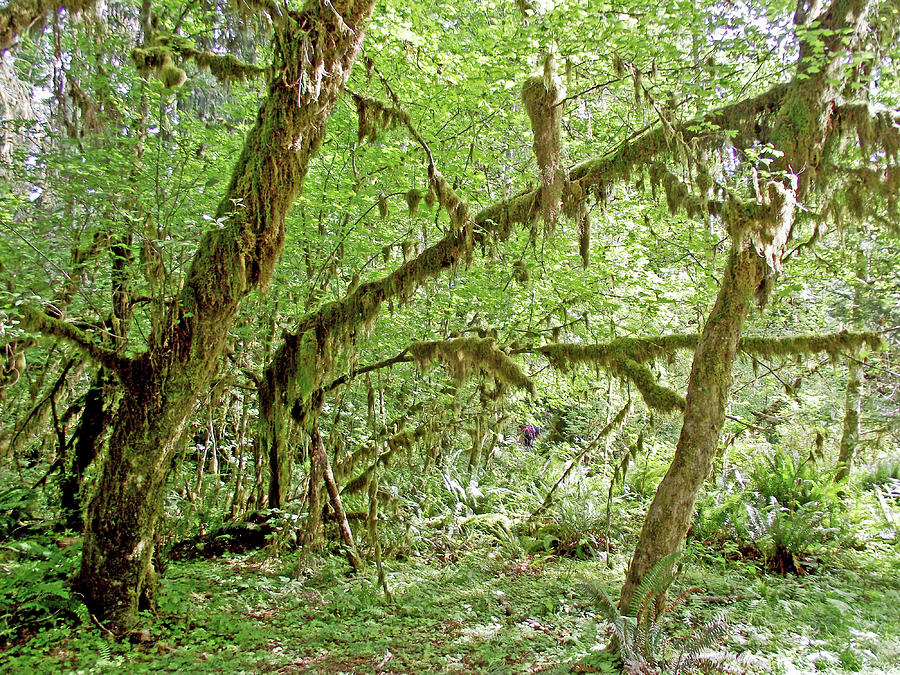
[
  {"left": 132, "top": 44, "right": 269, "bottom": 85},
  {"left": 271, "top": 83, "right": 801, "bottom": 426},
  {"left": 0, "top": 0, "right": 97, "bottom": 52},
  {"left": 20, "top": 306, "right": 126, "bottom": 373}
]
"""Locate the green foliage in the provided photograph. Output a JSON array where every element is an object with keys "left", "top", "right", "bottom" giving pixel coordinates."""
[
  {"left": 0, "top": 487, "right": 38, "bottom": 539},
  {"left": 526, "top": 497, "right": 608, "bottom": 559},
  {"left": 0, "top": 536, "right": 88, "bottom": 645},
  {"left": 694, "top": 449, "right": 850, "bottom": 573},
  {"left": 583, "top": 555, "right": 733, "bottom": 674},
  {"left": 750, "top": 448, "right": 841, "bottom": 511},
  {"left": 859, "top": 457, "right": 900, "bottom": 494}
]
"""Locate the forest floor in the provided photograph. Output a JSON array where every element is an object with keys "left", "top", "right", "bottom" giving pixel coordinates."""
[{"left": 2, "top": 533, "right": 899, "bottom": 674}]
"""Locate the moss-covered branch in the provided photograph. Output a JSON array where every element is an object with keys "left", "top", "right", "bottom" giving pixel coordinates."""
[
  {"left": 740, "top": 331, "right": 882, "bottom": 361},
  {"left": 408, "top": 337, "right": 535, "bottom": 395},
  {"left": 0, "top": 0, "right": 96, "bottom": 52},
  {"left": 567, "top": 83, "right": 789, "bottom": 205},
  {"left": 132, "top": 44, "right": 269, "bottom": 87},
  {"left": 20, "top": 306, "right": 126, "bottom": 373},
  {"left": 321, "top": 334, "right": 536, "bottom": 399},
  {"left": 522, "top": 330, "right": 881, "bottom": 412},
  {"left": 533, "top": 334, "right": 699, "bottom": 370}
]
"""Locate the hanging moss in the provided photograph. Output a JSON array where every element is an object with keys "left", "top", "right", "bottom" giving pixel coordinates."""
[
  {"left": 424, "top": 185, "right": 437, "bottom": 208},
  {"left": 512, "top": 259, "right": 530, "bottom": 285},
  {"left": 521, "top": 54, "right": 566, "bottom": 229},
  {"left": 531, "top": 330, "right": 881, "bottom": 413},
  {"left": 401, "top": 239, "right": 415, "bottom": 262},
  {"left": 405, "top": 188, "right": 423, "bottom": 215},
  {"left": 431, "top": 171, "right": 470, "bottom": 229},
  {"left": 408, "top": 337, "right": 535, "bottom": 395},
  {"left": 132, "top": 47, "right": 185, "bottom": 89}
]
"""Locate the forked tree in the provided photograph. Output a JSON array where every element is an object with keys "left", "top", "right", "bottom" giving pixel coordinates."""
[{"left": 13, "top": 0, "right": 377, "bottom": 627}]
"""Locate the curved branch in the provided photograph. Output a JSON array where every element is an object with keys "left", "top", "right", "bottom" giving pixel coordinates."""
[{"left": 20, "top": 306, "right": 126, "bottom": 374}]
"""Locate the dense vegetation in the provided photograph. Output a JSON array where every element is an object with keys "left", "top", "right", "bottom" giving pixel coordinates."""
[{"left": 1, "top": 0, "right": 899, "bottom": 671}]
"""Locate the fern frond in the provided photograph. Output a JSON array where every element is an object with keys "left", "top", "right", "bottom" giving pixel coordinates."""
[
  {"left": 686, "top": 614, "right": 729, "bottom": 654},
  {"left": 665, "top": 586, "right": 702, "bottom": 614},
  {"left": 630, "top": 550, "right": 683, "bottom": 618},
  {"left": 582, "top": 581, "right": 620, "bottom": 622}
]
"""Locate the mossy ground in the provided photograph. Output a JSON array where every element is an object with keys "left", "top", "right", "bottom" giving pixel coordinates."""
[{"left": 3, "top": 534, "right": 898, "bottom": 673}]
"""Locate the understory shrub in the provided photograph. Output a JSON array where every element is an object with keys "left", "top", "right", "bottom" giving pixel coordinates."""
[
  {"left": 693, "top": 449, "right": 849, "bottom": 573},
  {"left": 0, "top": 535, "right": 88, "bottom": 645}
]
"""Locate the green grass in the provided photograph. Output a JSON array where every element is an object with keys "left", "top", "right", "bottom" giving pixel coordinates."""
[{"left": 2, "top": 536, "right": 899, "bottom": 674}]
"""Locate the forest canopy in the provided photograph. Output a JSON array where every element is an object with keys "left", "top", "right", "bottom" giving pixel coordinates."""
[{"left": 1, "top": 0, "right": 899, "bottom": 671}]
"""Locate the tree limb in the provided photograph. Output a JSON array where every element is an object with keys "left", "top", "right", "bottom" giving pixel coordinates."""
[
  {"left": 20, "top": 306, "right": 126, "bottom": 374},
  {"left": 0, "top": 0, "right": 97, "bottom": 52}
]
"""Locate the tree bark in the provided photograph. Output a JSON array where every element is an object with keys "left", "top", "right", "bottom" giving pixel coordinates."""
[
  {"left": 313, "top": 425, "right": 362, "bottom": 572},
  {"left": 619, "top": 246, "right": 765, "bottom": 612},
  {"left": 619, "top": 0, "right": 872, "bottom": 613},
  {"left": 75, "top": 0, "right": 375, "bottom": 628},
  {"left": 835, "top": 356, "right": 863, "bottom": 481}
]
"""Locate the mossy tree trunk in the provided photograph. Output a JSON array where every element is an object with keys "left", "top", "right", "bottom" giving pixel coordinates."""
[
  {"left": 74, "top": 0, "right": 375, "bottom": 629},
  {"left": 619, "top": 246, "right": 765, "bottom": 611},
  {"left": 619, "top": 0, "right": 872, "bottom": 612},
  {"left": 836, "top": 249, "right": 867, "bottom": 482},
  {"left": 836, "top": 356, "right": 864, "bottom": 481}
]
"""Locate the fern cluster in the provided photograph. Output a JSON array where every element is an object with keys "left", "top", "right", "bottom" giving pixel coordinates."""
[
  {"left": 583, "top": 554, "right": 737, "bottom": 674},
  {"left": 693, "top": 449, "right": 849, "bottom": 573}
]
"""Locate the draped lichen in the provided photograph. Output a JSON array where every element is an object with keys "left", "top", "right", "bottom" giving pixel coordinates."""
[
  {"left": 521, "top": 54, "right": 566, "bottom": 230},
  {"left": 409, "top": 337, "right": 535, "bottom": 395}
]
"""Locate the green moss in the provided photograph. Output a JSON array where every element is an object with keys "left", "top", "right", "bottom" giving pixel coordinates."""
[
  {"left": 409, "top": 337, "right": 534, "bottom": 395},
  {"left": 521, "top": 55, "right": 566, "bottom": 227}
]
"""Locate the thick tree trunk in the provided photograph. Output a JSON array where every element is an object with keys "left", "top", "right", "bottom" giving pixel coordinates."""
[
  {"left": 619, "top": 246, "right": 765, "bottom": 612},
  {"left": 835, "top": 356, "right": 863, "bottom": 481},
  {"left": 75, "top": 0, "right": 375, "bottom": 628}
]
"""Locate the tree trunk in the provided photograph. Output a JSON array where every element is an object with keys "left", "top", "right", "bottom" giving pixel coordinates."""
[
  {"left": 75, "top": 1, "right": 375, "bottom": 628},
  {"left": 313, "top": 425, "right": 362, "bottom": 571},
  {"left": 619, "top": 246, "right": 765, "bottom": 612},
  {"left": 835, "top": 356, "right": 863, "bottom": 481},
  {"left": 59, "top": 368, "right": 115, "bottom": 531},
  {"left": 618, "top": 0, "right": 870, "bottom": 614}
]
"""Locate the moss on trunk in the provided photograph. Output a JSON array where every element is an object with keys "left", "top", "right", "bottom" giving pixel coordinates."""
[
  {"left": 619, "top": 245, "right": 765, "bottom": 612},
  {"left": 836, "top": 356, "right": 863, "bottom": 481},
  {"left": 76, "top": 0, "right": 376, "bottom": 629}
]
